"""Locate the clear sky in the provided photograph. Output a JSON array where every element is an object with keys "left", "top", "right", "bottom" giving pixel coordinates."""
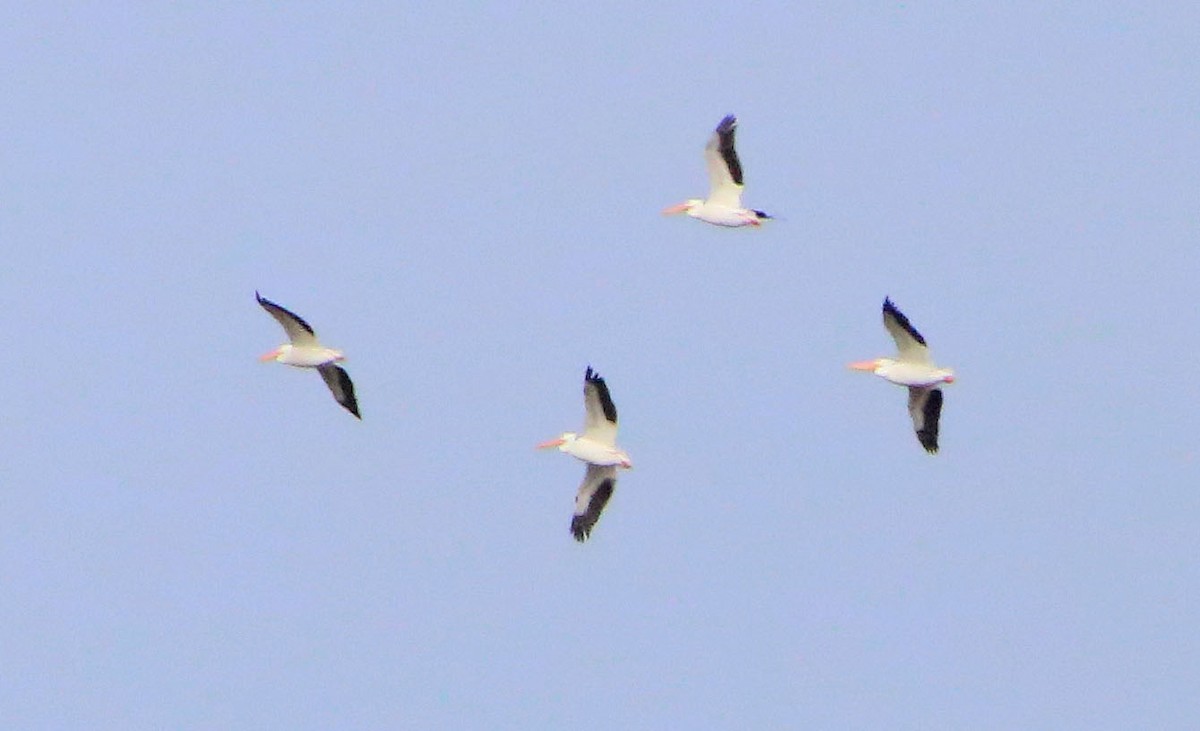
[{"left": 2, "top": 3, "right": 1198, "bottom": 729}]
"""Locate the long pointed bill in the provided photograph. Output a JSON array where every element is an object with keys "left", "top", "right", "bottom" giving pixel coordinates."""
[
  {"left": 536, "top": 437, "right": 565, "bottom": 450},
  {"left": 847, "top": 360, "right": 880, "bottom": 372},
  {"left": 259, "top": 347, "right": 282, "bottom": 362},
  {"left": 661, "top": 202, "right": 691, "bottom": 215}
]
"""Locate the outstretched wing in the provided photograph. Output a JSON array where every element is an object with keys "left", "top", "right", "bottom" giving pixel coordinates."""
[
  {"left": 582, "top": 366, "right": 618, "bottom": 445},
  {"left": 883, "top": 298, "right": 931, "bottom": 365},
  {"left": 907, "top": 387, "right": 942, "bottom": 454},
  {"left": 257, "top": 292, "right": 319, "bottom": 347},
  {"left": 318, "top": 364, "right": 361, "bottom": 419},
  {"left": 704, "top": 114, "right": 745, "bottom": 208},
  {"left": 572, "top": 464, "right": 617, "bottom": 542}
]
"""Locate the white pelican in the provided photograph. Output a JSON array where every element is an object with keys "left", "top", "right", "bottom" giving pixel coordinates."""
[
  {"left": 538, "top": 367, "right": 632, "bottom": 541},
  {"left": 662, "top": 114, "right": 773, "bottom": 228},
  {"left": 256, "top": 292, "right": 360, "bottom": 419},
  {"left": 849, "top": 298, "right": 954, "bottom": 453}
]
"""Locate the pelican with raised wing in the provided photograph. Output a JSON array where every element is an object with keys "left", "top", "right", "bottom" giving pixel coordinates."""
[
  {"left": 256, "top": 291, "right": 361, "bottom": 419},
  {"left": 849, "top": 298, "right": 954, "bottom": 453},
  {"left": 662, "top": 114, "right": 772, "bottom": 227},
  {"left": 538, "top": 367, "right": 632, "bottom": 541}
]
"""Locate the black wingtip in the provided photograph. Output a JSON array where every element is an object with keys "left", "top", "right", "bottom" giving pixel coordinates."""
[
  {"left": 255, "top": 290, "right": 280, "bottom": 311},
  {"left": 570, "top": 511, "right": 595, "bottom": 542},
  {"left": 340, "top": 395, "right": 362, "bottom": 419},
  {"left": 571, "top": 477, "right": 615, "bottom": 543},
  {"left": 341, "top": 395, "right": 361, "bottom": 420},
  {"left": 583, "top": 366, "right": 618, "bottom": 423},
  {"left": 882, "top": 297, "right": 927, "bottom": 346},
  {"left": 716, "top": 113, "right": 737, "bottom": 133},
  {"left": 753, "top": 210, "right": 772, "bottom": 220},
  {"left": 570, "top": 521, "right": 590, "bottom": 542},
  {"left": 916, "top": 389, "right": 941, "bottom": 453},
  {"left": 329, "top": 366, "right": 361, "bottom": 419}
]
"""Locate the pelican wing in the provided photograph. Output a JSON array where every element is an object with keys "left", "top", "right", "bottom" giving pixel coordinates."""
[
  {"left": 907, "top": 387, "right": 942, "bottom": 454},
  {"left": 572, "top": 464, "right": 617, "bottom": 542},
  {"left": 883, "top": 298, "right": 931, "bottom": 365},
  {"left": 582, "top": 366, "right": 618, "bottom": 445},
  {"left": 257, "top": 292, "right": 319, "bottom": 347},
  {"left": 704, "top": 114, "right": 745, "bottom": 209},
  {"left": 318, "top": 364, "right": 361, "bottom": 419}
]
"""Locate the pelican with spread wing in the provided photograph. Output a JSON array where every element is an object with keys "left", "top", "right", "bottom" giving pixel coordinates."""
[
  {"left": 538, "top": 367, "right": 632, "bottom": 541},
  {"left": 663, "top": 114, "right": 773, "bottom": 227},
  {"left": 256, "top": 292, "right": 361, "bottom": 419},
  {"left": 849, "top": 298, "right": 954, "bottom": 453}
]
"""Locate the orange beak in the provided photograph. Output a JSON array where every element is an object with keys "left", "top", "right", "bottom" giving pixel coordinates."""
[
  {"left": 259, "top": 347, "right": 282, "bottom": 362},
  {"left": 943, "top": 375, "right": 956, "bottom": 384},
  {"left": 847, "top": 359, "right": 880, "bottom": 372},
  {"left": 661, "top": 202, "right": 690, "bottom": 215},
  {"left": 536, "top": 437, "right": 565, "bottom": 450}
]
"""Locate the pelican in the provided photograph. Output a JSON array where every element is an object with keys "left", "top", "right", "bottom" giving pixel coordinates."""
[
  {"left": 849, "top": 298, "right": 954, "bottom": 453},
  {"left": 538, "top": 367, "right": 632, "bottom": 541},
  {"left": 256, "top": 292, "right": 360, "bottom": 419},
  {"left": 662, "top": 114, "right": 773, "bottom": 227}
]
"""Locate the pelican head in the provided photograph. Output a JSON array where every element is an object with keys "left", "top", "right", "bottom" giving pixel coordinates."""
[
  {"left": 662, "top": 199, "right": 703, "bottom": 217},
  {"left": 259, "top": 344, "right": 288, "bottom": 362},
  {"left": 847, "top": 357, "right": 891, "bottom": 375},
  {"left": 536, "top": 432, "right": 576, "bottom": 451}
]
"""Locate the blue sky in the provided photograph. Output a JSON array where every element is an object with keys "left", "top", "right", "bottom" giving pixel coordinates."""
[{"left": 2, "top": 3, "right": 1198, "bottom": 729}]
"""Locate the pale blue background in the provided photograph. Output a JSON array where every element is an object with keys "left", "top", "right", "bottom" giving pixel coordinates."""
[{"left": 2, "top": 4, "right": 1198, "bottom": 729}]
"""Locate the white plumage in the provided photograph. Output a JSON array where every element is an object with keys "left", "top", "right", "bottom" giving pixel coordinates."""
[
  {"left": 663, "top": 114, "right": 773, "bottom": 228},
  {"left": 849, "top": 298, "right": 954, "bottom": 453},
  {"left": 538, "top": 367, "right": 632, "bottom": 541},
  {"left": 256, "top": 292, "right": 361, "bottom": 419}
]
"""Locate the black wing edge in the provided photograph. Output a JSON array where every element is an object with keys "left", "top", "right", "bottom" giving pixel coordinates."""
[
  {"left": 571, "top": 478, "right": 615, "bottom": 542},
  {"left": 883, "top": 297, "right": 926, "bottom": 346},
  {"left": 327, "top": 365, "right": 361, "bottom": 419},
  {"left": 584, "top": 366, "right": 618, "bottom": 424},
  {"left": 255, "top": 291, "right": 315, "bottom": 336},
  {"left": 714, "top": 113, "right": 744, "bottom": 187},
  {"left": 916, "top": 388, "right": 942, "bottom": 454}
]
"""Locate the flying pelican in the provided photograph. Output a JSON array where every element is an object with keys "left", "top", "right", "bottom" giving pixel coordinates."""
[
  {"left": 256, "top": 292, "right": 360, "bottom": 419},
  {"left": 662, "top": 114, "right": 773, "bottom": 228},
  {"left": 538, "top": 367, "right": 632, "bottom": 541},
  {"left": 849, "top": 298, "right": 954, "bottom": 453}
]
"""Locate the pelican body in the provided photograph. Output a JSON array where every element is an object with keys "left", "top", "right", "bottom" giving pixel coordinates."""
[
  {"left": 538, "top": 367, "right": 632, "bottom": 541},
  {"left": 663, "top": 114, "right": 772, "bottom": 228},
  {"left": 262, "top": 343, "right": 345, "bottom": 368},
  {"left": 256, "top": 292, "right": 361, "bottom": 419},
  {"left": 538, "top": 432, "right": 632, "bottom": 468},
  {"left": 849, "top": 298, "right": 954, "bottom": 453}
]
